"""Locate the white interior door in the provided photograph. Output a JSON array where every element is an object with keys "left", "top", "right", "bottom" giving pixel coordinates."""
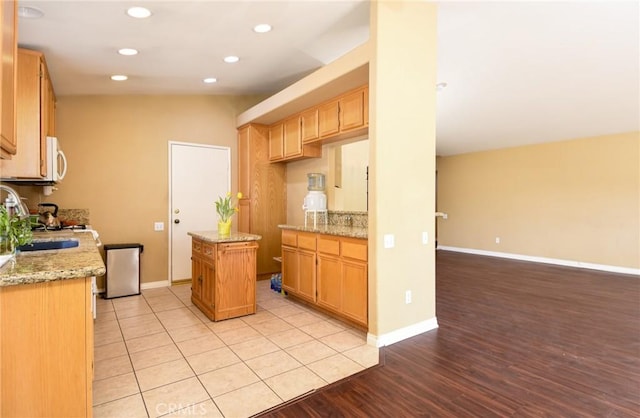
[{"left": 170, "top": 142, "right": 230, "bottom": 282}]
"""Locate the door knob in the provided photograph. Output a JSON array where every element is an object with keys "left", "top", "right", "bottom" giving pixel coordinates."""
[
  {"left": 174, "top": 219, "right": 180, "bottom": 224},
  {"left": 174, "top": 209, "right": 180, "bottom": 214}
]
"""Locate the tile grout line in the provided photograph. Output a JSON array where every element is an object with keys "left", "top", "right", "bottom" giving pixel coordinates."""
[{"left": 93, "top": 282, "right": 376, "bottom": 417}]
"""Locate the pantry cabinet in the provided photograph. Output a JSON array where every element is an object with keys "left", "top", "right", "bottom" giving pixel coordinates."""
[
  {"left": 281, "top": 229, "right": 368, "bottom": 328},
  {"left": 2, "top": 48, "right": 56, "bottom": 178},
  {"left": 0, "top": 0, "right": 17, "bottom": 158},
  {"left": 0, "top": 277, "right": 94, "bottom": 417},
  {"left": 191, "top": 236, "right": 259, "bottom": 321},
  {"left": 237, "top": 124, "right": 286, "bottom": 276}
]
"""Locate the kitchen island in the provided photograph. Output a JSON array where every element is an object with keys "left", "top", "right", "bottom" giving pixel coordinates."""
[
  {"left": 188, "top": 230, "right": 261, "bottom": 321},
  {"left": 0, "top": 229, "right": 105, "bottom": 417}
]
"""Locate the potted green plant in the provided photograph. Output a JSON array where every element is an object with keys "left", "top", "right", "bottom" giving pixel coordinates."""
[
  {"left": 0, "top": 206, "right": 33, "bottom": 265},
  {"left": 215, "top": 192, "right": 242, "bottom": 236}
]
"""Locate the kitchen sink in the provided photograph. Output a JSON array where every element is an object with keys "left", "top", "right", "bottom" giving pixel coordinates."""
[{"left": 18, "top": 239, "right": 79, "bottom": 252}]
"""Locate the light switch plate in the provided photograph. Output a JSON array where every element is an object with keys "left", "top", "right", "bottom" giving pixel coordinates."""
[
  {"left": 422, "top": 231, "right": 428, "bottom": 245},
  {"left": 154, "top": 222, "right": 164, "bottom": 231},
  {"left": 383, "top": 234, "right": 395, "bottom": 249}
]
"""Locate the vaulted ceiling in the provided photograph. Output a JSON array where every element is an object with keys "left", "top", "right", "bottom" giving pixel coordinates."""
[{"left": 17, "top": 1, "right": 639, "bottom": 155}]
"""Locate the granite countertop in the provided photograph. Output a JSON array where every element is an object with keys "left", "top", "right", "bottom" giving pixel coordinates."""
[
  {"left": 0, "top": 230, "right": 106, "bottom": 287},
  {"left": 188, "top": 231, "right": 262, "bottom": 243},
  {"left": 278, "top": 224, "right": 368, "bottom": 239}
]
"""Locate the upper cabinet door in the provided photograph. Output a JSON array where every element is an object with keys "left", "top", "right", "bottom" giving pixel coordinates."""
[
  {"left": 0, "top": 0, "right": 17, "bottom": 158},
  {"left": 2, "top": 49, "right": 45, "bottom": 178},
  {"left": 300, "top": 108, "right": 319, "bottom": 143},
  {"left": 283, "top": 115, "right": 301, "bottom": 158},
  {"left": 339, "top": 87, "right": 366, "bottom": 132},
  {"left": 268, "top": 123, "right": 284, "bottom": 161},
  {"left": 318, "top": 99, "right": 340, "bottom": 138}
]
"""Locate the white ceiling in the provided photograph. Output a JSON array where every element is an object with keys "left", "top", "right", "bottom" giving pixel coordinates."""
[{"left": 17, "top": 1, "right": 640, "bottom": 156}]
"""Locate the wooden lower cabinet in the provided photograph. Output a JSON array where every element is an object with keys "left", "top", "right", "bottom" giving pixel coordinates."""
[
  {"left": 191, "top": 237, "right": 258, "bottom": 321},
  {"left": 282, "top": 230, "right": 368, "bottom": 327},
  {"left": 0, "top": 277, "right": 94, "bottom": 417},
  {"left": 281, "top": 230, "right": 316, "bottom": 304}
]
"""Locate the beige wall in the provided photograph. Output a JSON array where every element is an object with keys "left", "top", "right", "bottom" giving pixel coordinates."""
[
  {"left": 437, "top": 132, "right": 640, "bottom": 269},
  {"left": 285, "top": 139, "right": 369, "bottom": 223},
  {"left": 369, "top": 2, "right": 437, "bottom": 337},
  {"left": 285, "top": 147, "right": 329, "bottom": 225},
  {"left": 19, "top": 95, "right": 264, "bottom": 287}
]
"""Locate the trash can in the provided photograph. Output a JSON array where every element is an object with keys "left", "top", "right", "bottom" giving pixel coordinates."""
[{"left": 104, "top": 243, "right": 143, "bottom": 299}]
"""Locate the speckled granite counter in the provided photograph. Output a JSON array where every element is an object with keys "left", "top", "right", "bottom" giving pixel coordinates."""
[
  {"left": 187, "top": 231, "right": 262, "bottom": 243},
  {"left": 278, "top": 224, "right": 368, "bottom": 239},
  {"left": 0, "top": 230, "right": 106, "bottom": 287}
]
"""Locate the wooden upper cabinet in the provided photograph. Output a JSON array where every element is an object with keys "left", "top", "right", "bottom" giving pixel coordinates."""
[
  {"left": 0, "top": 0, "right": 17, "bottom": 158},
  {"left": 340, "top": 87, "right": 366, "bottom": 132},
  {"left": 318, "top": 99, "right": 340, "bottom": 138},
  {"left": 265, "top": 84, "right": 368, "bottom": 164},
  {"left": 301, "top": 108, "right": 319, "bottom": 143},
  {"left": 268, "top": 123, "right": 284, "bottom": 161},
  {"left": 283, "top": 115, "right": 302, "bottom": 158},
  {"left": 2, "top": 49, "right": 55, "bottom": 178}
]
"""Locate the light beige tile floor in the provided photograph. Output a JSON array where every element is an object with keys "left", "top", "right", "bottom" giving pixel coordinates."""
[{"left": 93, "top": 279, "right": 379, "bottom": 418}]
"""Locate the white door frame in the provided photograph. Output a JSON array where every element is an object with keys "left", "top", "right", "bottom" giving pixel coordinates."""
[{"left": 168, "top": 141, "right": 231, "bottom": 284}]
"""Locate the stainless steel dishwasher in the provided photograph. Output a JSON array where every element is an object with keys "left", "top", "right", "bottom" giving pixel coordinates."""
[{"left": 104, "top": 243, "right": 143, "bottom": 299}]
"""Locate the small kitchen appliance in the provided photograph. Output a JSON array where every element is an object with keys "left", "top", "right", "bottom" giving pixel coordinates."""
[{"left": 303, "top": 173, "right": 327, "bottom": 227}]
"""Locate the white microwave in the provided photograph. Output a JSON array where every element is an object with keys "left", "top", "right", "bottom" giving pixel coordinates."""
[
  {"left": 45, "top": 136, "right": 68, "bottom": 183},
  {"left": 0, "top": 136, "right": 67, "bottom": 184}
]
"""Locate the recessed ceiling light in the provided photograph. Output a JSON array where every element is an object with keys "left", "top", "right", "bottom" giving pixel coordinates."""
[
  {"left": 18, "top": 6, "right": 44, "bottom": 19},
  {"left": 126, "top": 6, "right": 152, "bottom": 18},
  {"left": 203, "top": 78, "right": 217, "bottom": 84},
  {"left": 223, "top": 56, "right": 239, "bottom": 64},
  {"left": 436, "top": 82, "right": 448, "bottom": 91},
  {"left": 118, "top": 48, "right": 138, "bottom": 56},
  {"left": 111, "top": 75, "right": 128, "bottom": 81},
  {"left": 253, "top": 24, "right": 272, "bottom": 33}
]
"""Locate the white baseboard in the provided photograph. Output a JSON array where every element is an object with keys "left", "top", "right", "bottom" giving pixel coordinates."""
[
  {"left": 141, "top": 280, "right": 171, "bottom": 290},
  {"left": 96, "top": 279, "right": 170, "bottom": 295},
  {"left": 437, "top": 246, "right": 640, "bottom": 276},
  {"left": 367, "top": 317, "right": 438, "bottom": 348}
]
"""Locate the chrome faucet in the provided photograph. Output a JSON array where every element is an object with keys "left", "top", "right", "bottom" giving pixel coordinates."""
[{"left": 0, "top": 185, "right": 30, "bottom": 218}]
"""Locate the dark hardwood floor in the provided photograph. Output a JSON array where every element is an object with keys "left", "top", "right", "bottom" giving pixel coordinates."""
[{"left": 257, "top": 250, "right": 640, "bottom": 417}]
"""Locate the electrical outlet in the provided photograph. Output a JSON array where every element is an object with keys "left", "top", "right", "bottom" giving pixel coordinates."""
[
  {"left": 154, "top": 222, "right": 164, "bottom": 231},
  {"left": 495, "top": 237, "right": 500, "bottom": 244},
  {"left": 405, "top": 290, "right": 412, "bottom": 304},
  {"left": 383, "top": 234, "right": 395, "bottom": 249}
]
